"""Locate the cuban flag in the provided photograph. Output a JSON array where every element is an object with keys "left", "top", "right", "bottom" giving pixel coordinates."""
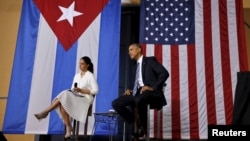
[{"left": 3, "top": 0, "right": 120, "bottom": 135}]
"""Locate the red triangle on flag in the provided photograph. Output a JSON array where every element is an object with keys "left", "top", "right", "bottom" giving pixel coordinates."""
[{"left": 34, "top": 0, "right": 109, "bottom": 51}]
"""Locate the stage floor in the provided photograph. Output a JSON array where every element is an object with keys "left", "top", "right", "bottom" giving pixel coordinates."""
[{"left": 36, "top": 134, "right": 208, "bottom": 141}]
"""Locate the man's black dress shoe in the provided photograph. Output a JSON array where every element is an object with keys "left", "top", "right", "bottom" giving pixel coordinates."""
[
  {"left": 137, "top": 127, "right": 145, "bottom": 137},
  {"left": 64, "top": 136, "right": 71, "bottom": 140},
  {"left": 131, "top": 126, "right": 145, "bottom": 139},
  {"left": 138, "top": 135, "right": 147, "bottom": 140}
]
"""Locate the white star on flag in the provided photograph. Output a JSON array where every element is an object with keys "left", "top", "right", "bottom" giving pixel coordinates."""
[{"left": 57, "top": 1, "right": 83, "bottom": 26}]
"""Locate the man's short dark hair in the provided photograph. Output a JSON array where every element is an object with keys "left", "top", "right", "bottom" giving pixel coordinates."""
[{"left": 130, "top": 43, "right": 141, "bottom": 49}]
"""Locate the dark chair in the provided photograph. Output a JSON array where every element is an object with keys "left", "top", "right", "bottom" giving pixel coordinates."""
[
  {"left": 73, "top": 104, "right": 93, "bottom": 141},
  {"left": 146, "top": 104, "right": 162, "bottom": 141},
  {"left": 146, "top": 83, "right": 167, "bottom": 141}
]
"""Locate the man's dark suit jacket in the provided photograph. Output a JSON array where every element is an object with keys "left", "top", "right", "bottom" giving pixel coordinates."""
[{"left": 129, "top": 56, "right": 169, "bottom": 110}]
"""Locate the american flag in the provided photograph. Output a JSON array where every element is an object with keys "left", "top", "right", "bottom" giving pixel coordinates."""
[{"left": 139, "top": 0, "right": 248, "bottom": 139}]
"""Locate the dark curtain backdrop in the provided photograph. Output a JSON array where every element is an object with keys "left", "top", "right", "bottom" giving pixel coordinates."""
[{"left": 118, "top": 5, "right": 140, "bottom": 96}]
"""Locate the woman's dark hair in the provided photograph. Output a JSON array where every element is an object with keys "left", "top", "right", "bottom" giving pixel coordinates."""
[{"left": 81, "top": 56, "right": 94, "bottom": 73}]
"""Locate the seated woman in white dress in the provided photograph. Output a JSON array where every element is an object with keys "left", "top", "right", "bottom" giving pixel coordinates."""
[{"left": 34, "top": 56, "right": 99, "bottom": 139}]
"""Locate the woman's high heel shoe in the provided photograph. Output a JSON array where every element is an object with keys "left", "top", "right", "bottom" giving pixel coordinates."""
[
  {"left": 34, "top": 111, "right": 48, "bottom": 121},
  {"left": 64, "top": 126, "right": 72, "bottom": 139}
]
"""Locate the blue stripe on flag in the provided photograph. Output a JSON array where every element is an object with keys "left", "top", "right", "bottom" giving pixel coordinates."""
[
  {"left": 94, "top": 0, "right": 121, "bottom": 135},
  {"left": 48, "top": 42, "right": 78, "bottom": 134},
  {"left": 2, "top": 0, "right": 40, "bottom": 134},
  {"left": 96, "top": 0, "right": 120, "bottom": 112}
]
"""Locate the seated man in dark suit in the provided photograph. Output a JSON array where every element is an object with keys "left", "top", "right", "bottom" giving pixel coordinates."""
[{"left": 112, "top": 43, "right": 169, "bottom": 139}]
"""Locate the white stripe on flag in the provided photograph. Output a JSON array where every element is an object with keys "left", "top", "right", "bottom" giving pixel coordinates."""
[
  {"left": 211, "top": 0, "right": 225, "bottom": 125},
  {"left": 179, "top": 45, "right": 190, "bottom": 138},
  {"left": 145, "top": 44, "right": 155, "bottom": 56},
  {"left": 25, "top": 16, "right": 57, "bottom": 134},
  {"left": 227, "top": 0, "right": 239, "bottom": 102},
  {"left": 76, "top": 13, "right": 101, "bottom": 135},
  {"left": 162, "top": 45, "right": 172, "bottom": 138},
  {"left": 194, "top": 0, "right": 207, "bottom": 139}
]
